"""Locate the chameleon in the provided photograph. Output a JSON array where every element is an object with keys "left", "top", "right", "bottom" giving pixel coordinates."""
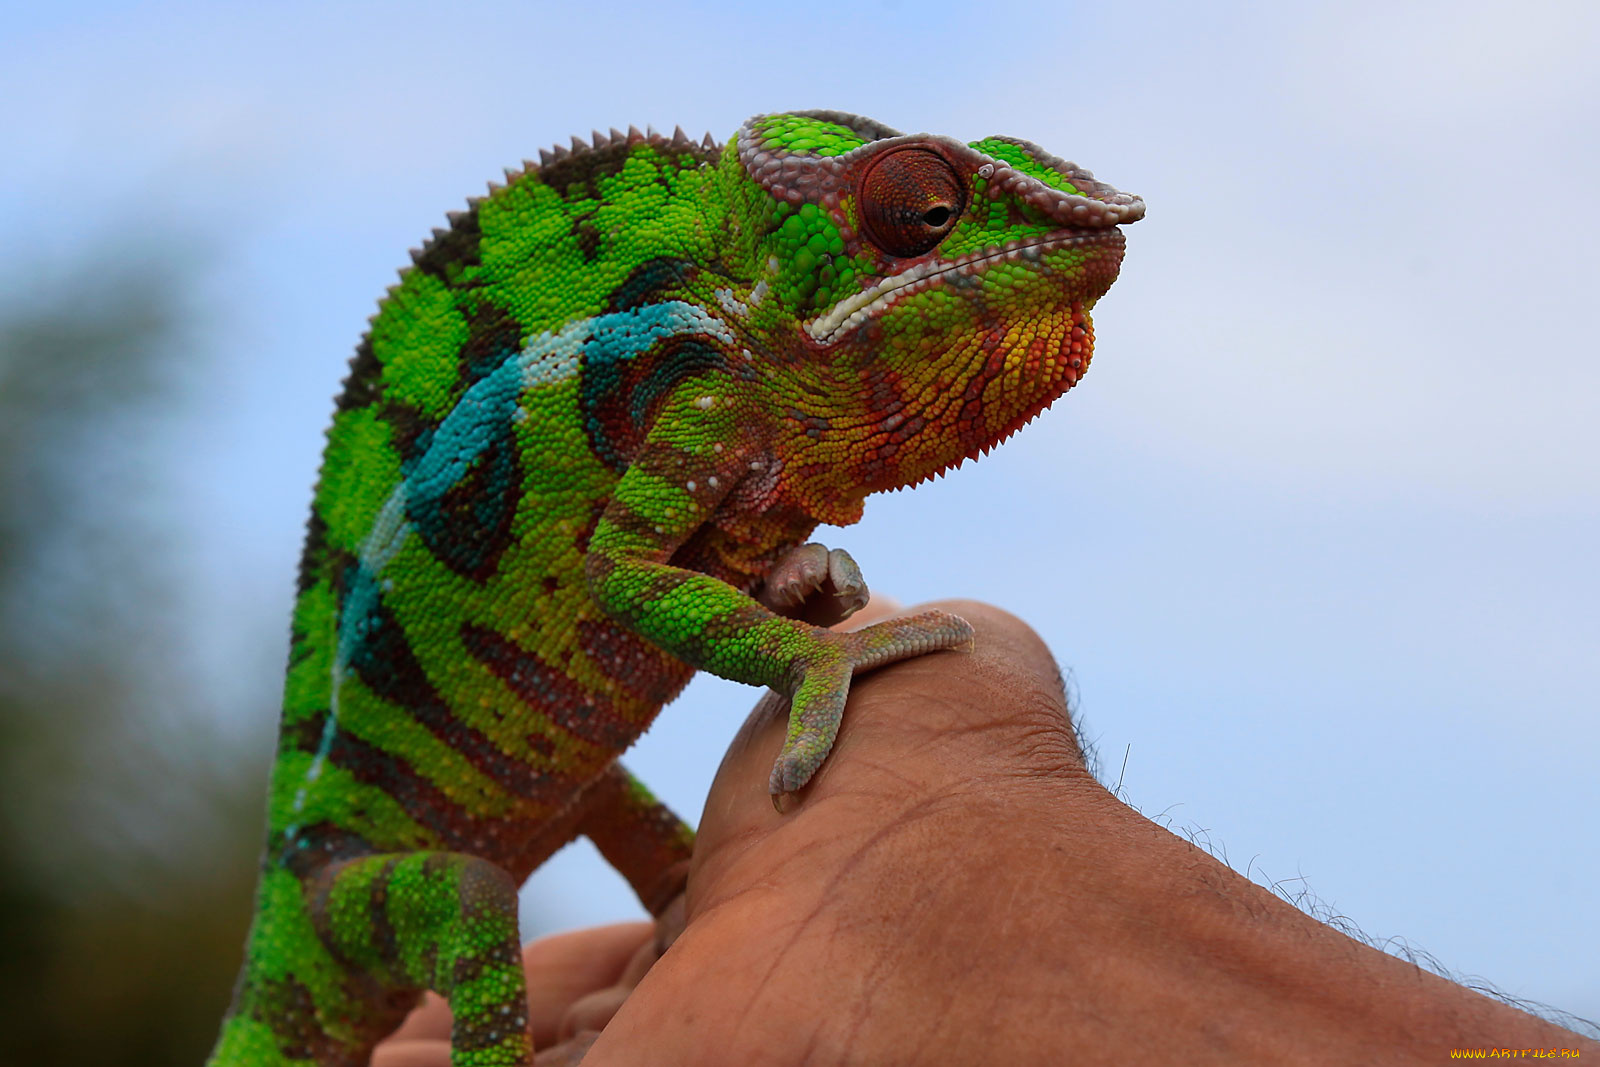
[{"left": 208, "top": 110, "right": 1143, "bottom": 1065}]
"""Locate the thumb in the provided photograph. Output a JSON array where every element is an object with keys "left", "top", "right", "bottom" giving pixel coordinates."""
[{"left": 687, "top": 599, "right": 1092, "bottom": 916}]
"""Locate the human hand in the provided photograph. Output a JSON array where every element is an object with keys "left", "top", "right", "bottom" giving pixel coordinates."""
[{"left": 376, "top": 600, "right": 1597, "bottom": 1065}]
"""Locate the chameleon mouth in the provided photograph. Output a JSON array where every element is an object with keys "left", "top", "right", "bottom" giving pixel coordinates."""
[{"left": 805, "top": 228, "right": 1127, "bottom": 346}]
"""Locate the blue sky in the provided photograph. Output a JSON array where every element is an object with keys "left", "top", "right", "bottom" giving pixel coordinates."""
[{"left": 4, "top": 0, "right": 1595, "bottom": 1025}]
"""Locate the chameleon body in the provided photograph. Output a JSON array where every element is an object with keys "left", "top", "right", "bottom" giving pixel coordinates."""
[{"left": 209, "top": 110, "right": 1142, "bottom": 1065}]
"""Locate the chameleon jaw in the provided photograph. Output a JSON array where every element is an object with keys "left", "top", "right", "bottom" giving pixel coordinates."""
[{"left": 804, "top": 229, "right": 1127, "bottom": 346}]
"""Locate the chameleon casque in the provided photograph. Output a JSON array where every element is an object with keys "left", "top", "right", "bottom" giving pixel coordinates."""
[{"left": 209, "top": 110, "right": 1143, "bottom": 1065}]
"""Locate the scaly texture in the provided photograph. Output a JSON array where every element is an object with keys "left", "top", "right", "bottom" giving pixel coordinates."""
[{"left": 209, "top": 111, "right": 1142, "bottom": 1065}]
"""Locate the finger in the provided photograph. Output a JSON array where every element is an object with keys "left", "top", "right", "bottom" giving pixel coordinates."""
[
  {"left": 694, "top": 599, "right": 1084, "bottom": 903},
  {"left": 558, "top": 928, "right": 662, "bottom": 1039},
  {"left": 522, "top": 921, "right": 654, "bottom": 1046},
  {"left": 379, "top": 992, "right": 450, "bottom": 1044},
  {"left": 374, "top": 921, "right": 654, "bottom": 1058},
  {"left": 534, "top": 1030, "right": 601, "bottom": 1066},
  {"left": 561, "top": 985, "right": 632, "bottom": 1040},
  {"left": 688, "top": 596, "right": 1077, "bottom": 964},
  {"left": 370, "top": 1037, "right": 451, "bottom": 1067}
]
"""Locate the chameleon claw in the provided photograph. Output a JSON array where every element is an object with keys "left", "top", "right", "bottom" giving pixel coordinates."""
[
  {"left": 768, "top": 736, "right": 824, "bottom": 799},
  {"left": 825, "top": 547, "right": 869, "bottom": 618}
]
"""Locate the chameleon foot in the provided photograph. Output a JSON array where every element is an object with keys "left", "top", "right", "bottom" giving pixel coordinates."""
[
  {"left": 769, "top": 609, "right": 975, "bottom": 807},
  {"left": 758, "top": 542, "right": 870, "bottom": 626}
]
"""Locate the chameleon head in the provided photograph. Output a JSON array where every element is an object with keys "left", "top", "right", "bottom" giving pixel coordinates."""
[{"left": 731, "top": 110, "right": 1144, "bottom": 505}]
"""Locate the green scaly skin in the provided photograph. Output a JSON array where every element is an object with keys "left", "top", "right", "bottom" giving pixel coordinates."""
[{"left": 208, "top": 110, "right": 1143, "bottom": 1065}]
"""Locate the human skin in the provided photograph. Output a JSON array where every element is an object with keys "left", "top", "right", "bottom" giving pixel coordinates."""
[{"left": 374, "top": 600, "right": 1597, "bottom": 1065}]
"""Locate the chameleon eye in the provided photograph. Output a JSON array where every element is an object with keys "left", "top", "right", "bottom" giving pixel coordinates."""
[{"left": 858, "top": 147, "right": 966, "bottom": 258}]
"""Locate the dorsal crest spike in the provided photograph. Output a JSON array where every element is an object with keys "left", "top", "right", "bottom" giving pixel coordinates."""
[
  {"left": 701, "top": 132, "right": 718, "bottom": 151},
  {"left": 627, "top": 124, "right": 645, "bottom": 143},
  {"left": 671, "top": 125, "right": 691, "bottom": 149},
  {"left": 551, "top": 143, "right": 570, "bottom": 162},
  {"left": 538, "top": 148, "right": 554, "bottom": 167},
  {"left": 590, "top": 129, "right": 610, "bottom": 149},
  {"left": 443, "top": 212, "right": 466, "bottom": 227},
  {"left": 521, "top": 158, "right": 539, "bottom": 173},
  {"left": 609, "top": 127, "right": 626, "bottom": 144},
  {"left": 569, "top": 134, "right": 588, "bottom": 154}
]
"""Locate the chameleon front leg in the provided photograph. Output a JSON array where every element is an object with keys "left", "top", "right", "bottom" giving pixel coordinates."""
[
  {"left": 577, "top": 543, "right": 886, "bottom": 928},
  {"left": 312, "top": 853, "right": 533, "bottom": 1066},
  {"left": 584, "top": 404, "right": 974, "bottom": 804},
  {"left": 579, "top": 543, "right": 878, "bottom": 914}
]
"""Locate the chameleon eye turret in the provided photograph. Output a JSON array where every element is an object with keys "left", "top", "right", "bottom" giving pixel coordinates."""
[
  {"left": 208, "top": 111, "right": 1139, "bottom": 1066},
  {"left": 857, "top": 147, "right": 968, "bottom": 257}
]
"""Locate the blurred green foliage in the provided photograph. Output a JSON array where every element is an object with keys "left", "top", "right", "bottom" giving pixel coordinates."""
[{"left": 0, "top": 245, "right": 274, "bottom": 1063}]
